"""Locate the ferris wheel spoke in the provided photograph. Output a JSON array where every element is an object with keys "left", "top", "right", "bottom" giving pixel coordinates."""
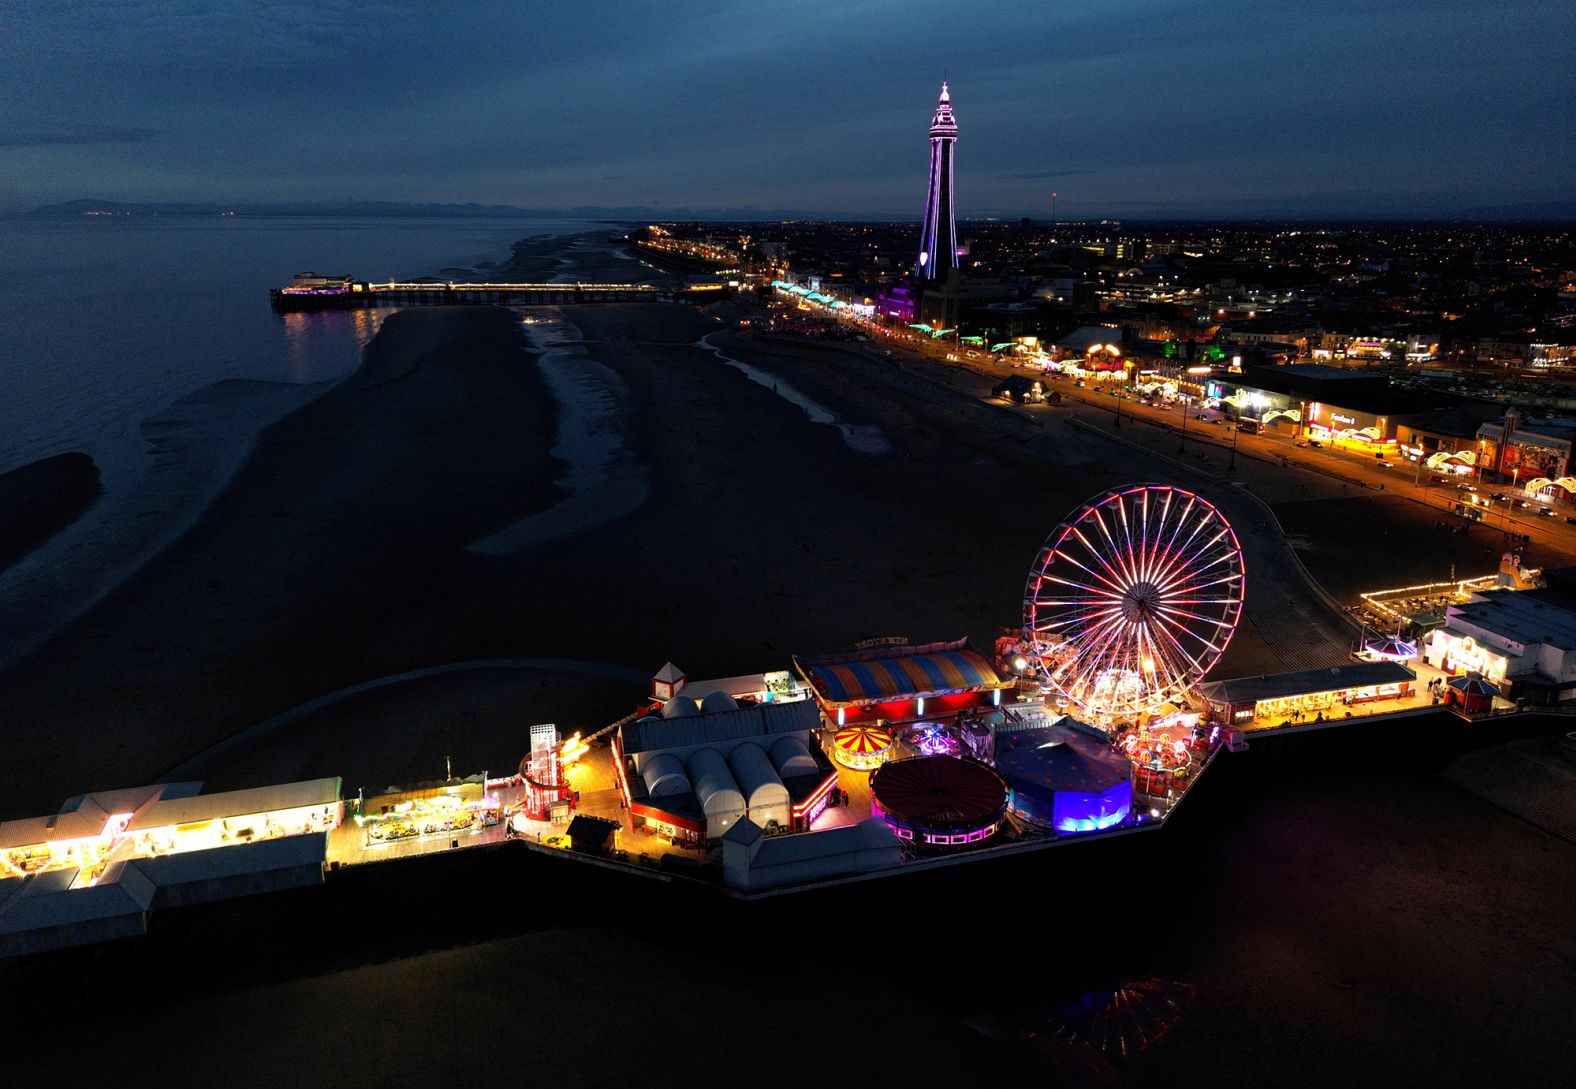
[
  {"left": 1084, "top": 510, "right": 1129, "bottom": 587},
  {"left": 1153, "top": 530, "right": 1233, "bottom": 594},
  {"left": 1067, "top": 528, "right": 1131, "bottom": 591},
  {"left": 1146, "top": 519, "right": 1214, "bottom": 596},
  {"left": 1161, "top": 570, "right": 1243, "bottom": 598},
  {"left": 1092, "top": 504, "right": 1140, "bottom": 587},
  {"left": 1026, "top": 486, "right": 1243, "bottom": 719},
  {"left": 1137, "top": 488, "right": 1168, "bottom": 585},
  {"left": 1152, "top": 617, "right": 1230, "bottom": 660},
  {"left": 1068, "top": 617, "right": 1136, "bottom": 682},
  {"left": 1153, "top": 523, "right": 1222, "bottom": 592},
  {"left": 1148, "top": 614, "right": 1215, "bottom": 678},
  {"left": 1114, "top": 493, "right": 1142, "bottom": 587},
  {"left": 1060, "top": 616, "right": 1129, "bottom": 669},
  {"left": 1154, "top": 602, "right": 1236, "bottom": 628},
  {"left": 1061, "top": 556, "right": 1129, "bottom": 598},
  {"left": 1137, "top": 620, "right": 1186, "bottom": 682},
  {"left": 1037, "top": 572, "right": 1127, "bottom": 600},
  {"left": 1156, "top": 545, "right": 1239, "bottom": 591}
]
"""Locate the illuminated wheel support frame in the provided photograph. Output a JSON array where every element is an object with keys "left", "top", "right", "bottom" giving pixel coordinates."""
[{"left": 1024, "top": 484, "right": 1245, "bottom": 720}]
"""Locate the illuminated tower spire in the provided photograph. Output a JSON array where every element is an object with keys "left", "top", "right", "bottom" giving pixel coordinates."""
[{"left": 916, "top": 81, "right": 959, "bottom": 283}]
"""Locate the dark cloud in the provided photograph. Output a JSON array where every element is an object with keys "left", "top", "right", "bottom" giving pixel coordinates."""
[
  {"left": 1006, "top": 169, "right": 1101, "bottom": 180},
  {"left": 0, "top": 1, "right": 1570, "bottom": 216},
  {"left": 0, "top": 124, "right": 157, "bottom": 148}
]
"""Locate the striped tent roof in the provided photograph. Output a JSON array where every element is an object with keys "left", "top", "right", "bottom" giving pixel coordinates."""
[{"left": 802, "top": 648, "right": 1005, "bottom": 709}]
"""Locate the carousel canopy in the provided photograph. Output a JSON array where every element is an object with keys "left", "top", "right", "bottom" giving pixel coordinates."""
[
  {"left": 797, "top": 643, "right": 1006, "bottom": 708},
  {"left": 834, "top": 726, "right": 893, "bottom": 755},
  {"left": 1364, "top": 636, "right": 1418, "bottom": 661}
]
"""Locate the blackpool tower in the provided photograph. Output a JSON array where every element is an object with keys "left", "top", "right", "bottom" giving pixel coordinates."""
[{"left": 916, "top": 81, "right": 959, "bottom": 283}]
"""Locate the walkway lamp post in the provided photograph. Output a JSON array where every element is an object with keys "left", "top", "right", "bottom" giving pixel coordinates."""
[
  {"left": 1178, "top": 393, "right": 1190, "bottom": 453},
  {"left": 1228, "top": 418, "right": 1240, "bottom": 471}
]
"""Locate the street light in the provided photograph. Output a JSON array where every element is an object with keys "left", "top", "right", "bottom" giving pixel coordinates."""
[
  {"left": 1112, "top": 355, "right": 1132, "bottom": 428},
  {"left": 1228, "top": 417, "right": 1239, "bottom": 471},
  {"left": 1178, "top": 392, "right": 1190, "bottom": 453}
]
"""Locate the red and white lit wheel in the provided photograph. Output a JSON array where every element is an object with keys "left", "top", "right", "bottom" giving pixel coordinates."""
[{"left": 1024, "top": 484, "right": 1245, "bottom": 719}]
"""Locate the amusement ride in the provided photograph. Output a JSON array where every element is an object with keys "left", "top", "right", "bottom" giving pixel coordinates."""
[{"left": 1023, "top": 484, "right": 1246, "bottom": 724}]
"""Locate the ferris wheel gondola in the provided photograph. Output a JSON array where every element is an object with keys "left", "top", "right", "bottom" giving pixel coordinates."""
[{"left": 1023, "top": 484, "right": 1245, "bottom": 720}]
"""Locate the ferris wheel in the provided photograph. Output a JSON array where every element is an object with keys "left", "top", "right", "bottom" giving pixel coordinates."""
[{"left": 1023, "top": 484, "right": 1245, "bottom": 719}]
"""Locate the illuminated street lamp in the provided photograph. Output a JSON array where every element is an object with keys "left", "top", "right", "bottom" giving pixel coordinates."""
[{"left": 1228, "top": 416, "right": 1240, "bottom": 471}]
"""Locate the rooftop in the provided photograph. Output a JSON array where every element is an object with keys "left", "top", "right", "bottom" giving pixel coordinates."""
[
  {"left": 1449, "top": 591, "right": 1576, "bottom": 652},
  {"left": 1199, "top": 661, "right": 1416, "bottom": 705},
  {"left": 619, "top": 700, "right": 820, "bottom": 756}
]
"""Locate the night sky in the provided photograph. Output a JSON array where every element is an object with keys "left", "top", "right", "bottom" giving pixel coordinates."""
[{"left": 2, "top": 0, "right": 1571, "bottom": 218}]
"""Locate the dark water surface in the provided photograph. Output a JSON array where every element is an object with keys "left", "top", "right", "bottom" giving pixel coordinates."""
[
  {"left": 0, "top": 215, "right": 593, "bottom": 480},
  {"left": 0, "top": 215, "right": 592, "bottom": 662}
]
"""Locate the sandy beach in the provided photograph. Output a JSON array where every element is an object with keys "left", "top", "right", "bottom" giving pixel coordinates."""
[
  {"left": 0, "top": 306, "right": 560, "bottom": 810},
  {"left": 0, "top": 289, "right": 1573, "bottom": 1087},
  {"left": 3, "top": 298, "right": 1355, "bottom": 809}
]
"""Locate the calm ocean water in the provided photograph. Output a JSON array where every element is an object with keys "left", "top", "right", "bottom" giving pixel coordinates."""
[
  {"left": 0, "top": 215, "right": 594, "bottom": 662},
  {"left": 0, "top": 215, "right": 594, "bottom": 484}
]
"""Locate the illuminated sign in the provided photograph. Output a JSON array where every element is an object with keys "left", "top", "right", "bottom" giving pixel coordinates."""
[
  {"left": 1332, "top": 413, "right": 1356, "bottom": 425},
  {"left": 1430, "top": 632, "right": 1507, "bottom": 683}
]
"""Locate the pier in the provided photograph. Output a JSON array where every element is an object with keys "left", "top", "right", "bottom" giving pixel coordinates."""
[{"left": 269, "top": 274, "right": 729, "bottom": 311}]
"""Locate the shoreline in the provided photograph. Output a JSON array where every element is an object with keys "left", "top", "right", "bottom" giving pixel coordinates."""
[
  {"left": 0, "top": 376, "right": 341, "bottom": 672},
  {"left": 0, "top": 451, "right": 101, "bottom": 574},
  {"left": 0, "top": 306, "right": 560, "bottom": 813}
]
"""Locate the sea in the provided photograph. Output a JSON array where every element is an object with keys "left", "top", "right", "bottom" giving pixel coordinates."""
[{"left": 0, "top": 214, "right": 596, "bottom": 664}]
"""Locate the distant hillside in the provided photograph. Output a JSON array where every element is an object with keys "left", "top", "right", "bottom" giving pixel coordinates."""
[
  {"left": 26, "top": 199, "right": 600, "bottom": 219},
  {"left": 25, "top": 198, "right": 906, "bottom": 222},
  {"left": 1453, "top": 200, "right": 1576, "bottom": 222}
]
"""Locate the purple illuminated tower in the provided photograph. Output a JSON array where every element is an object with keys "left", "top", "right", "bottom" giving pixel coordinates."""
[{"left": 916, "top": 81, "right": 959, "bottom": 283}]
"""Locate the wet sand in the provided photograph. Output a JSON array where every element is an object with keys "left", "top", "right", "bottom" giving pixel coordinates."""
[
  {"left": 0, "top": 451, "right": 101, "bottom": 572},
  {"left": 1, "top": 295, "right": 1573, "bottom": 1086},
  {"left": 0, "top": 307, "right": 559, "bottom": 811},
  {"left": 0, "top": 300, "right": 1344, "bottom": 810}
]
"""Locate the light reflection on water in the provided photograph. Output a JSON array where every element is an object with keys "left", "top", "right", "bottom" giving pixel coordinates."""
[
  {"left": 280, "top": 308, "right": 392, "bottom": 384},
  {"left": 0, "top": 216, "right": 593, "bottom": 662}
]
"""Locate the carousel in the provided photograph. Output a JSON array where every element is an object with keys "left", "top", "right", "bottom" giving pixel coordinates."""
[{"left": 831, "top": 724, "right": 895, "bottom": 771}]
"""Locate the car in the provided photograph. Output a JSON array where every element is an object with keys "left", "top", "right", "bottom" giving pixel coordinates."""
[
  {"left": 1375, "top": 460, "right": 1394, "bottom": 468},
  {"left": 1565, "top": 516, "right": 1576, "bottom": 525},
  {"left": 1512, "top": 499, "right": 1531, "bottom": 509},
  {"left": 1539, "top": 506, "right": 1556, "bottom": 517},
  {"left": 1458, "top": 483, "right": 1478, "bottom": 492},
  {"left": 1305, "top": 438, "right": 1322, "bottom": 447},
  {"left": 1490, "top": 492, "right": 1508, "bottom": 501},
  {"left": 1431, "top": 475, "right": 1451, "bottom": 484}
]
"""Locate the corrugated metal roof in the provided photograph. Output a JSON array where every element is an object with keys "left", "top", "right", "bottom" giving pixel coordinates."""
[
  {"left": 0, "top": 865, "right": 155, "bottom": 936},
  {"left": 127, "top": 832, "right": 327, "bottom": 886},
  {"left": 620, "top": 700, "right": 819, "bottom": 755}
]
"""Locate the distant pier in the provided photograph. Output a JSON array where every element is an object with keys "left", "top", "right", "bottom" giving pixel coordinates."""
[{"left": 270, "top": 272, "right": 729, "bottom": 311}]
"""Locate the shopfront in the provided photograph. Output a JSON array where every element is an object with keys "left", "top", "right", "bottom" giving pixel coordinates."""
[
  {"left": 1423, "top": 630, "right": 1511, "bottom": 686},
  {"left": 1305, "top": 402, "right": 1398, "bottom": 454},
  {"left": 1199, "top": 662, "right": 1417, "bottom": 725}
]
